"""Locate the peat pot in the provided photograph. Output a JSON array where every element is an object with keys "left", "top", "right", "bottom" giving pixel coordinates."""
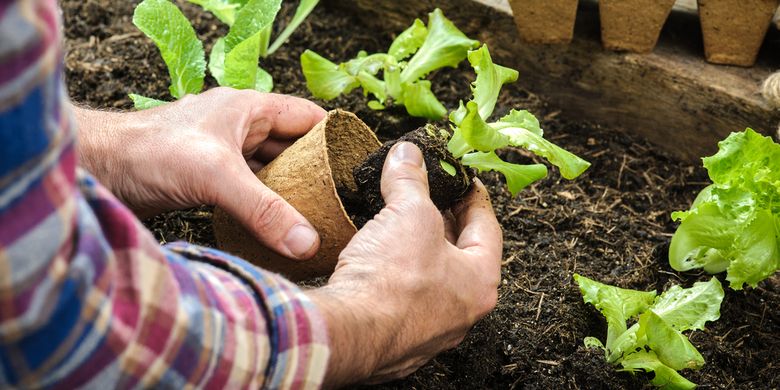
[
  {"left": 599, "top": 0, "right": 676, "bottom": 53},
  {"left": 508, "top": 0, "right": 579, "bottom": 44},
  {"left": 213, "top": 110, "right": 381, "bottom": 281},
  {"left": 698, "top": 0, "right": 780, "bottom": 66}
]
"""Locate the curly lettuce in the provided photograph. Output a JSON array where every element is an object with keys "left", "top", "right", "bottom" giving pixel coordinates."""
[
  {"left": 301, "top": 8, "right": 478, "bottom": 120},
  {"left": 575, "top": 275, "right": 724, "bottom": 390},
  {"left": 670, "top": 129, "right": 780, "bottom": 290}
]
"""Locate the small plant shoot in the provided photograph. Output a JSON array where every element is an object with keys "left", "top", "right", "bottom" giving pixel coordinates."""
[
  {"left": 301, "top": 9, "right": 479, "bottom": 120},
  {"left": 669, "top": 129, "right": 780, "bottom": 290},
  {"left": 574, "top": 275, "right": 724, "bottom": 390},
  {"left": 130, "top": 0, "right": 319, "bottom": 109},
  {"left": 445, "top": 44, "right": 590, "bottom": 196}
]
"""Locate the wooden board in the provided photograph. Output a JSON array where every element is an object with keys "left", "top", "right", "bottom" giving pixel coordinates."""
[{"left": 324, "top": 0, "right": 780, "bottom": 162}]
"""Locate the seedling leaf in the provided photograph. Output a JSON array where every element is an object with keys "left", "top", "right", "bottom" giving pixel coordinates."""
[
  {"left": 619, "top": 350, "right": 697, "bottom": 390},
  {"left": 467, "top": 44, "right": 518, "bottom": 120},
  {"left": 461, "top": 152, "right": 547, "bottom": 196},
  {"left": 224, "top": 0, "right": 281, "bottom": 52},
  {"left": 224, "top": 31, "right": 264, "bottom": 90},
  {"left": 401, "top": 8, "right": 479, "bottom": 83},
  {"left": 499, "top": 120, "right": 591, "bottom": 180},
  {"left": 400, "top": 80, "right": 447, "bottom": 120},
  {"left": 187, "top": 0, "right": 240, "bottom": 25},
  {"left": 129, "top": 94, "right": 167, "bottom": 110},
  {"left": 389, "top": 19, "right": 428, "bottom": 61},
  {"left": 133, "top": 0, "right": 206, "bottom": 99},
  {"left": 649, "top": 277, "right": 724, "bottom": 332},
  {"left": 440, "top": 160, "right": 457, "bottom": 176},
  {"left": 301, "top": 50, "right": 360, "bottom": 100},
  {"left": 267, "top": 0, "right": 320, "bottom": 56}
]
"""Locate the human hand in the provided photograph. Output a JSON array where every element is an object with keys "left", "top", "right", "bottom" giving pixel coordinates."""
[
  {"left": 73, "top": 87, "right": 326, "bottom": 260},
  {"left": 308, "top": 142, "right": 503, "bottom": 387}
]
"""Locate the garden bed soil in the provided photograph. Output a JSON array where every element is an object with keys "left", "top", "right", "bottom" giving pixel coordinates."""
[{"left": 62, "top": 1, "right": 780, "bottom": 389}]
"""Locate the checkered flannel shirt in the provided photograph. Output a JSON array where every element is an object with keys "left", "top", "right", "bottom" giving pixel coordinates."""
[{"left": 0, "top": 0, "right": 329, "bottom": 388}]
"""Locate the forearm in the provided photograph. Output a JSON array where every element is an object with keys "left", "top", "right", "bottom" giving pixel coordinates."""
[{"left": 307, "top": 284, "right": 410, "bottom": 388}]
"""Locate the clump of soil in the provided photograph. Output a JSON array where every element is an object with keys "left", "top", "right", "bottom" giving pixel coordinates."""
[
  {"left": 347, "top": 124, "right": 472, "bottom": 226},
  {"left": 61, "top": 1, "right": 780, "bottom": 389}
]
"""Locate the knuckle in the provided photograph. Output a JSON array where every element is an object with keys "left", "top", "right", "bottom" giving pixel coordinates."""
[{"left": 251, "top": 193, "right": 287, "bottom": 233}]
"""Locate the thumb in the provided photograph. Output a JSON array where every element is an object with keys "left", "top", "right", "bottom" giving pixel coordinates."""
[
  {"left": 218, "top": 164, "right": 320, "bottom": 260},
  {"left": 380, "top": 142, "right": 431, "bottom": 206}
]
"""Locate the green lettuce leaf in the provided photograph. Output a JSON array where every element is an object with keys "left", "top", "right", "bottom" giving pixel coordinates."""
[
  {"left": 224, "top": 31, "right": 264, "bottom": 90},
  {"left": 129, "top": 94, "right": 167, "bottom": 110},
  {"left": 209, "top": 37, "right": 227, "bottom": 85},
  {"left": 619, "top": 350, "right": 697, "bottom": 390},
  {"left": 399, "top": 80, "right": 447, "bottom": 119},
  {"left": 648, "top": 277, "right": 724, "bottom": 332},
  {"left": 492, "top": 109, "right": 543, "bottom": 136},
  {"left": 356, "top": 71, "right": 387, "bottom": 103},
  {"left": 224, "top": 0, "right": 281, "bottom": 52},
  {"left": 254, "top": 66, "right": 273, "bottom": 92},
  {"left": 389, "top": 18, "right": 428, "bottom": 61},
  {"left": 574, "top": 274, "right": 657, "bottom": 350},
  {"left": 727, "top": 209, "right": 779, "bottom": 288},
  {"left": 467, "top": 44, "right": 518, "bottom": 120},
  {"left": 187, "top": 0, "right": 240, "bottom": 25},
  {"left": 401, "top": 8, "right": 479, "bottom": 83},
  {"left": 498, "top": 115, "right": 591, "bottom": 180},
  {"left": 576, "top": 276, "right": 723, "bottom": 390},
  {"left": 133, "top": 0, "right": 206, "bottom": 99},
  {"left": 461, "top": 152, "right": 547, "bottom": 196},
  {"left": 266, "top": 0, "right": 320, "bottom": 56},
  {"left": 670, "top": 129, "right": 780, "bottom": 289},
  {"left": 301, "top": 50, "right": 359, "bottom": 100},
  {"left": 452, "top": 101, "right": 510, "bottom": 154},
  {"left": 638, "top": 311, "right": 704, "bottom": 371}
]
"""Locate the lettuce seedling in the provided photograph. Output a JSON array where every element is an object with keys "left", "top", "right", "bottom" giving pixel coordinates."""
[
  {"left": 129, "top": 0, "right": 318, "bottom": 109},
  {"left": 301, "top": 8, "right": 479, "bottom": 120},
  {"left": 445, "top": 44, "right": 590, "bottom": 195},
  {"left": 669, "top": 129, "right": 780, "bottom": 290},
  {"left": 574, "top": 275, "right": 724, "bottom": 390}
]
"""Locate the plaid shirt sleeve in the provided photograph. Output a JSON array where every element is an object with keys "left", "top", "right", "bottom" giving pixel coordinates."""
[{"left": 0, "top": 0, "right": 330, "bottom": 388}]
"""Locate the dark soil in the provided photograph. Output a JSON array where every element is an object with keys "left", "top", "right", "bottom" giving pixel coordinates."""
[
  {"left": 350, "top": 124, "right": 472, "bottom": 226},
  {"left": 62, "top": 1, "right": 780, "bottom": 389}
]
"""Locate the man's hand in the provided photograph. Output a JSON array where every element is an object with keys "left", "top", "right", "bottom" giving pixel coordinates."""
[
  {"left": 308, "top": 142, "right": 503, "bottom": 387},
  {"left": 74, "top": 87, "right": 326, "bottom": 260}
]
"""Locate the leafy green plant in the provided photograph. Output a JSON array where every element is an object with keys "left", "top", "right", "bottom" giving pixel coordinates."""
[
  {"left": 574, "top": 274, "right": 724, "bottom": 390},
  {"left": 669, "top": 129, "right": 780, "bottom": 290},
  {"left": 130, "top": 0, "right": 319, "bottom": 109},
  {"left": 443, "top": 44, "right": 590, "bottom": 195},
  {"left": 301, "top": 8, "right": 479, "bottom": 120}
]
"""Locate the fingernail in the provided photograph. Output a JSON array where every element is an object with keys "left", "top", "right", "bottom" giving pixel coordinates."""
[
  {"left": 390, "top": 142, "right": 424, "bottom": 167},
  {"left": 283, "top": 224, "right": 318, "bottom": 259}
]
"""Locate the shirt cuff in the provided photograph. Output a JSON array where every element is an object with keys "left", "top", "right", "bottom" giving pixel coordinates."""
[{"left": 165, "top": 242, "right": 330, "bottom": 389}]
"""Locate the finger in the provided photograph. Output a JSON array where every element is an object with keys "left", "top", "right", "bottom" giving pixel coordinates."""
[
  {"left": 380, "top": 142, "right": 431, "bottom": 207},
  {"left": 443, "top": 210, "right": 458, "bottom": 244},
  {"left": 217, "top": 161, "right": 320, "bottom": 260},
  {"left": 251, "top": 138, "right": 295, "bottom": 163},
  {"left": 452, "top": 179, "right": 503, "bottom": 261},
  {"left": 247, "top": 93, "right": 327, "bottom": 140}
]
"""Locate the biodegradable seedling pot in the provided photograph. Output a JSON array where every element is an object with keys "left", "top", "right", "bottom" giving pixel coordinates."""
[
  {"left": 599, "top": 0, "right": 676, "bottom": 53},
  {"left": 508, "top": 0, "right": 579, "bottom": 44},
  {"left": 698, "top": 0, "right": 780, "bottom": 66},
  {"left": 213, "top": 110, "right": 381, "bottom": 281}
]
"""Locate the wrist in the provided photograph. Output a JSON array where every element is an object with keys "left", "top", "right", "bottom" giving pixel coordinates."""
[{"left": 306, "top": 284, "right": 399, "bottom": 388}]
